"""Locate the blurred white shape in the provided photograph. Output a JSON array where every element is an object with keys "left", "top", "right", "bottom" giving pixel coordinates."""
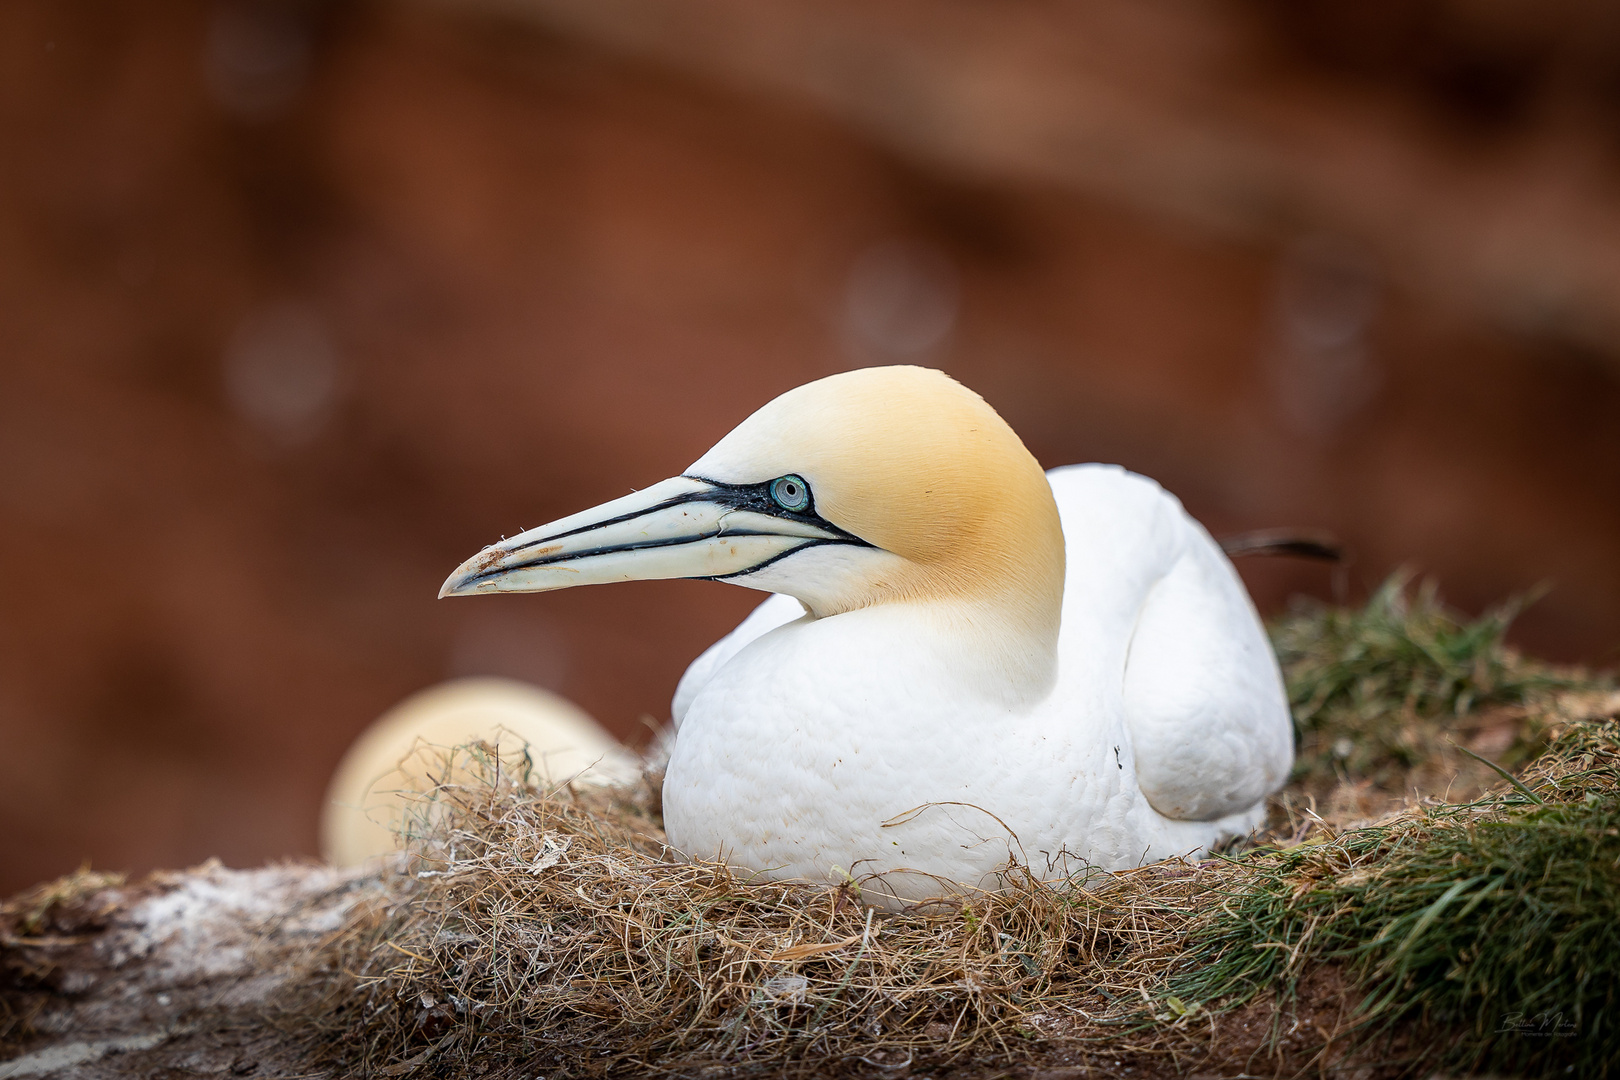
[
  {"left": 223, "top": 301, "right": 340, "bottom": 443},
  {"left": 1268, "top": 235, "right": 1382, "bottom": 439},
  {"left": 450, "top": 609, "right": 571, "bottom": 691},
  {"left": 320, "top": 677, "right": 636, "bottom": 866},
  {"left": 840, "top": 240, "right": 959, "bottom": 361},
  {"left": 204, "top": 1, "right": 310, "bottom": 120}
]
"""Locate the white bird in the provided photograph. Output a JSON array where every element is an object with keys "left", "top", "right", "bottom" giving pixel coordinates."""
[
  {"left": 321, "top": 677, "right": 637, "bottom": 866},
  {"left": 440, "top": 366, "right": 1292, "bottom": 906}
]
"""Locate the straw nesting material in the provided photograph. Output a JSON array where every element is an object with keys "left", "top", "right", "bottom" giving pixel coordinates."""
[{"left": 287, "top": 743, "right": 1306, "bottom": 1078}]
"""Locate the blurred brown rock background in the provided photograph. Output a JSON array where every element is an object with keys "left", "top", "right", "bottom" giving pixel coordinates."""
[{"left": 2, "top": 0, "right": 1619, "bottom": 895}]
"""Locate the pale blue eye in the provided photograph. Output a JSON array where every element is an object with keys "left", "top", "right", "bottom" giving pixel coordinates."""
[{"left": 770, "top": 474, "right": 811, "bottom": 513}]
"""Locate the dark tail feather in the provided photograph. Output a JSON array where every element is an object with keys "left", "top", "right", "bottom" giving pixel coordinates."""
[{"left": 1219, "top": 528, "right": 1345, "bottom": 562}]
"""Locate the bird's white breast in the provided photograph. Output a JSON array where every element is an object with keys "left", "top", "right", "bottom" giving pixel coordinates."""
[{"left": 665, "top": 604, "right": 1118, "bottom": 902}]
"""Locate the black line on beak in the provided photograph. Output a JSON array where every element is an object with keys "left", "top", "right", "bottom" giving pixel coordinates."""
[
  {"left": 503, "top": 489, "right": 712, "bottom": 555},
  {"left": 463, "top": 476, "right": 875, "bottom": 589},
  {"left": 502, "top": 476, "right": 868, "bottom": 556},
  {"left": 702, "top": 539, "right": 856, "bottom": 581},
  {"left": 459, "top": 529, "right": 817, "bottom": 589}
]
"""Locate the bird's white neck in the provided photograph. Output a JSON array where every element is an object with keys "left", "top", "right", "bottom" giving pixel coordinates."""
[
  {"left": 738, "top": 540, "right": 1063, "bottom": 707},
  {"left": 898, "top": 597, "right": 1061, "bottom": 707}
]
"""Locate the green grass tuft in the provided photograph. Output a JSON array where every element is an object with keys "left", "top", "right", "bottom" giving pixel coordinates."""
[
  {"left": 1173, "top": 715, "right": 1620, "bottom": 1078},
  {"left": 1271, "top": 570, "right": 1580, "bottom": 787}
]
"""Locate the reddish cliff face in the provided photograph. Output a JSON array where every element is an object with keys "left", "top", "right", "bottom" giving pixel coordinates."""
[{"left": 2, "top": 0, "right": 1619, "bottom": 895}]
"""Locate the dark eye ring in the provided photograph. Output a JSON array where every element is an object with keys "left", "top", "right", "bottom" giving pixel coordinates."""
[{"left": 769, "top": 474, "right": 811, "bottom": 513}]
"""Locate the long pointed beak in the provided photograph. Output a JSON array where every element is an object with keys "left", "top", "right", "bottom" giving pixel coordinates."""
[{"left": 439, "top": 476, "right": 858, "bottom": 598}]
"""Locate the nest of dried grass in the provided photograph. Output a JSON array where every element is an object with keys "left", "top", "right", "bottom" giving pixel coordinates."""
[
  {"left": 283, "top": 584, "right": 1619, "bottom": 1079},
  {"left": 287, "top": 753, "right": 1245, "bottom": 1077}
]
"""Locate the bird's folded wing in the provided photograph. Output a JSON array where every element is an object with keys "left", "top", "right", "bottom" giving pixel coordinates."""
[{"left": 1121, "top": 531, "right": 1295, "bottom": 820}]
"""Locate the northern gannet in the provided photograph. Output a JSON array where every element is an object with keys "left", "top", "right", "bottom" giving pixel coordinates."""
[
  {"left": 321, "top": 677, "right": 637, "bottom": 866},
  {"left": 440, "top": 366, "right": 1293, "bottom": 905}
]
